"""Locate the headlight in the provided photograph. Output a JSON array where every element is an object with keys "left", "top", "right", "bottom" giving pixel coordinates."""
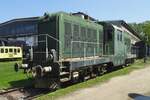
[
  {"left": 21, "top": 64, "right": 28, "bottom": 68},
  {"left": 43, "top": 66, "right": 52, "bottom": 72}
]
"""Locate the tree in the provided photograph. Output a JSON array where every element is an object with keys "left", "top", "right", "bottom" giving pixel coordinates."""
[
  {"left": 143, "top": 21, "right": 150, "bottom": 43},
  {"left": 130, "top": 21, "right": 150, "bottom": 43}
]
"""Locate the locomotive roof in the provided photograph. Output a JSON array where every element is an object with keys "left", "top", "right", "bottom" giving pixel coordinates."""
[
  {"left": 71, "top": 12, "right": 97, "bottom": 21},
  {"left": 99, "top": 20, "right": 141, "bottom": 40}
]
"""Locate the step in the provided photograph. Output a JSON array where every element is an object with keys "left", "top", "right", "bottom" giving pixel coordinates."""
[
  {"left": 60, "top": 66, "right": 67, "bottom": 69},
  {"left": 60, "top": 78, "right": 70, "bottom": 82},
  {"left": 84, "top": 76, "right": 90, "bottom": 80},
  {"left": 60, "top": 72, "right": 70, "bottom": 76}
]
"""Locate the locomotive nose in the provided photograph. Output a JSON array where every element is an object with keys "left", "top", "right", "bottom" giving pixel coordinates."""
[
  {"left": 14, "top": 63, "right": 29, "bottom": 72},
  {"left": 32, "top": 65, "right": 52, "bottom": 77},
  {"left": 43, "top": 66, "right": 52, "bottom": 72}
]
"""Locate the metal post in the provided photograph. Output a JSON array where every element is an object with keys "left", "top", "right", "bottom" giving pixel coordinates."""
[
  {"left": 101, "top": 43, "right": 103, "bottom": 56},
  {"left": 71, "top": 41, "right": 73, "bottom": 68},
  {"left": 46, "top": 35, "right": 48, "bottom": 59},
  {"left": 144, "top": 43, "right": 147, "bottom": 63},
  {"left": 30, "top": 45, "right": 33, "bottom": 61},
  {"left": 94, "top": 47, "right": 96, "bottom": 57},
  {"left": 84, "top": 43, "right": 86, "bottom": 66},
  {"left": 94, "top": 47, "right": 96, "bottom": 64}
]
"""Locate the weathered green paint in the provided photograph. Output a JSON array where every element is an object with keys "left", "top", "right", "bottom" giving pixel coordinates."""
[
  {"left": 58, "top": 12, "right": 103, "bottom": 60},
  {"left": 111, "top": 28, "right": 132, "bottom": 66},
  {"left": 113, "top": 28, "right": 125, "bottom": 65},
  {"left": 37, "top": 12, "right": 103, "bottom": 61},
  {"left": 37, "top": 12, "right": 136, "bottom": 67}
]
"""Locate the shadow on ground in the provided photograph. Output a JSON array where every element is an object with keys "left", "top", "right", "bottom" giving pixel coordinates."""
[
  {"left": 128, "top": 93, "right": 150, "bottom": 100},
  {"left": 8, "top": 78, "right": 33, "bottom": 88},
  {"left": 7, "top": 78, "right": 57, "bottom": 99}
]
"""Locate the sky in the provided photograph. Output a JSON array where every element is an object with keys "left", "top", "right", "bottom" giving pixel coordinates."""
[{"left": 0, "top": 0, "right": 149, "bottom": 23}]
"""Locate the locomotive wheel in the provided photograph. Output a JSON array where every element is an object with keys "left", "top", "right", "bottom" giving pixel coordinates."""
[
  {"left": 97, "top": 67, "right": 101, "bottom": 76},
  {"left": 79, "top": 71, "right": 86, "bottom": 82},
  {"left": 122, "top": 64, "right": 127, "bottom": 68},
  {"left": 71, "top": 72, "right": 80, "bottom": 84},
  {"left": 32, "top": 65, "right": 44, "bottom": 78},
  {"left": 100, "top": 66, "right": 107, "bottom": 75}
]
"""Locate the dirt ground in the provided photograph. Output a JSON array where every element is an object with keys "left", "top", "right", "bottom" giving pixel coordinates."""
[{"left": 57, "top": 66, "right": 150, "bottom": 100}]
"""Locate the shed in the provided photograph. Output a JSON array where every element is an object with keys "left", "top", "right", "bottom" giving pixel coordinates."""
[{"left": 0, "top": 17, "right": 39, "bottom": 38}]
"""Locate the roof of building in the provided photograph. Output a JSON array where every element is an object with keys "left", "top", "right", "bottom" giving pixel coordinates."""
[{"left": 0, "top": 17, "right": 39, "bottom": 27}]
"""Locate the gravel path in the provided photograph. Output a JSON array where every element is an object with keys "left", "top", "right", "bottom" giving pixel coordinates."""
[{"left": 57, "top": 66, "right": 150, "bottom": 100}]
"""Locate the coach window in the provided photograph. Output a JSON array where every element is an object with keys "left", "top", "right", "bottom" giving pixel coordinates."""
[
  {"left": 14, "top": 49, "right": 17, "bottom": 54},
  {"left": 18, "top": 49, "right": 20, "bottom": 53},
  {"left": 9, "top": 49, "right": 13, "bottom": 53},
  {"left": 1, "top": 49, "right": 4, "bottom": 53},
  {"left": 5, "top": 49, "right": 8, "bottom": 53}
]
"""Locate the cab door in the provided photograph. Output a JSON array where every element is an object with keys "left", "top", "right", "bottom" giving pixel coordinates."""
[{"left": 115, "top": 29, "right": 125, "bottom": 65}]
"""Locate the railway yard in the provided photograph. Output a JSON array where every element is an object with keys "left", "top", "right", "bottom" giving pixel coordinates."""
[
  {"left": 0, "top": 0, "right": 150, "bottom": 100},
  {"left": 0, "top": 10, "right": 149, "bottom": 100}
]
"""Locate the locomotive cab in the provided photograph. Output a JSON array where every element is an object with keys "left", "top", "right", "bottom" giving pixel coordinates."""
[{"left": 103, "top": 23, "right": 114, "bottom": 55}]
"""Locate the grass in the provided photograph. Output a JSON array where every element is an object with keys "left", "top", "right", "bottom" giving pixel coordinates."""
[
  {"left": 0, "top": 61, "right": 31, "bottom": 89},
  {"left": 36, "top": 59, "right": 150, "bottom": 100}
]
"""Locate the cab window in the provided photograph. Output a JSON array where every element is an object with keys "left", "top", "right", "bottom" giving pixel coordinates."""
[
  {"left": 120, "top": 33, "right": 122, "bottom": 41},
  {"left": 117, "top": 29, "right": 122, "bottom": 42},
  {"left": 104, "top": 28, "right": 113, "bottom": 42}
]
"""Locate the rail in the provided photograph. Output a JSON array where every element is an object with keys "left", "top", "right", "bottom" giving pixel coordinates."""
[{"left": 0, "top": 87, "right": 50, "bottom": 100}]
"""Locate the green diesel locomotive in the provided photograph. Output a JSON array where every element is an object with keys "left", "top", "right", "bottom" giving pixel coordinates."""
[{"left": 0, "top": 12, "right": 141, "bottom": 89}]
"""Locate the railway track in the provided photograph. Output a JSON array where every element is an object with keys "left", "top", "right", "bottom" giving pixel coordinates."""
[
  {"left": 0, "top": 66, "right": 126, "bottom": 100},
  {"left": 0, "top": 87, "right": 50, "bottom": 100},
  {"left": 0, "top": 87, "right": 23, "bottom": 95}
]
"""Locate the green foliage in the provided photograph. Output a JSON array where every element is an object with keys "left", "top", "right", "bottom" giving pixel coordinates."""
[
  {"left": 129, "top": 23, "right": 143, "bottom": 34},
  {"left": 130, "top": 21, "right": 150, "bottom": 43},
  {"left": 143, "top": 21, "right": 150, "bottom": 43}
]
